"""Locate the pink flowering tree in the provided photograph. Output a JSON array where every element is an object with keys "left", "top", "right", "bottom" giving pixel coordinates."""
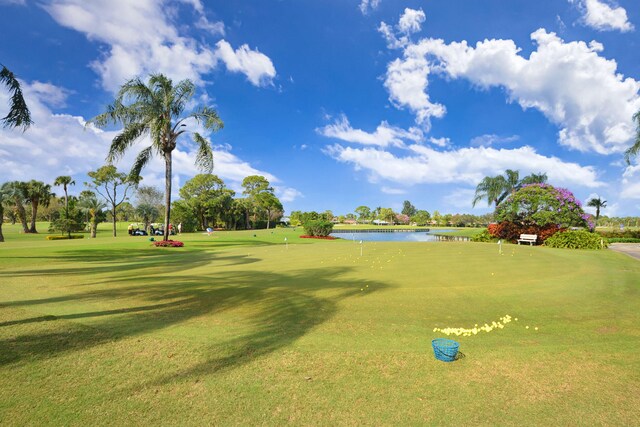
[{"left": 494, "top": 184, "right": 593, "bottom": 230}]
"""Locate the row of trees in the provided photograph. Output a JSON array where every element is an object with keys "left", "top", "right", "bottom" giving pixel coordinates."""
[{"left": 172, "top": 174, "right": 283, "bottom": 232}]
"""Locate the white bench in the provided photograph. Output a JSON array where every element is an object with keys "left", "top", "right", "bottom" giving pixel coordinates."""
[{"left": 517, "top": 234, "right": 537, "bottom": 245}]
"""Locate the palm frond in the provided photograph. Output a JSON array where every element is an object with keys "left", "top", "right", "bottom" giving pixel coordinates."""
[
  {"left": 107, "top": 123, "right": 148, "bottom": 163},
  {"left": 0, "top": 65, "right": 32, "bottom": 131},
  {"left": 171, "top": 79, "right": 195, "bottom": 117},
  {"left": 625, "top": 111, "right": 640, "bottom": 164},
  {"left": 129, "top": 146, "right": 154, "bottom": 180},
  {"left": 191, "top": 106, "right": 224, "bottom": 131},
  {"left": 192, "top": 132, "right": 214, "bottom": 173}
]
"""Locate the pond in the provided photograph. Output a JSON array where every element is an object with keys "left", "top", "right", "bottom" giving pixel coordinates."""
[{"left": 330, "top": 230, "right": 454, "bottom": 242}]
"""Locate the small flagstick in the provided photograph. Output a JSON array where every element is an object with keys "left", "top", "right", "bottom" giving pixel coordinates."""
[
  {"left": 497, "top": 239, "right": 502, "bottom": 255},
  {"left": 284, "top": 237, "right": 288, "bottom": 250},
  {"left": 360, "top": 240, "right": 363, "bottom": 256}
]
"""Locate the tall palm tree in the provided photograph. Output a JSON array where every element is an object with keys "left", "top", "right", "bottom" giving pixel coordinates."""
[
  {"left": 89, "top": 74, "right": 223, "bottom": 241},
  {"left": 25, "top": 180, "right": 53, "bottom": 233},
  {"left": 54, "top": 176, "right": 75, "bottom": 238},
  {"left": 1, "top": 65, "right": 32, "bottom": 131},
  {"left": 473, "top": 170, "right": 548, "bottom": 207},
  {"left": 587, "top": 197, "right": 607, "bottom": 227},
  {"left": 472, "top": 175, "right": 508, "bottom": 207},
  {"left": 2, "top": 181, "right": 29, "bottom": 233},
  {"left": 624, "top": 110, "right": 640, "bottom": 164}
]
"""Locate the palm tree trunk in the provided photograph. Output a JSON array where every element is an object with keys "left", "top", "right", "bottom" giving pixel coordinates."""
[
  {"left": 15, "top": 201, "right": 28, "bottom": 233},
  {"left": 163, "top": 152, "right": 172, "bottom": 242},
  {"left": 29, "top": 199, "right": 38, "bottom": 233},
  {"left": 0, "top": 205, "right": 4, "bottom": 242},
  {"left": 91, "top": 218, "right": 97, "bottom": 238}
]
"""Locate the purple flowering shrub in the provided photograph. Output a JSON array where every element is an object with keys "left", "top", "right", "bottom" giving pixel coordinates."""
[{"left": 495, "top": 184, "right": 593, "bottom": 230}]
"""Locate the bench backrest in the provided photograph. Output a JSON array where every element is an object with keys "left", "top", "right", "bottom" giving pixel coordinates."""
[{"left": 519, "top": 234, "right": 537, "bottom": 240}]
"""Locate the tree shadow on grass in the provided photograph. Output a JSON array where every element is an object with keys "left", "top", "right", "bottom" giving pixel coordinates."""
[
  {"left": 0, "top": 247, "right": 258, "bottom": 279},
  {"left": 0, "top": 267, "right": 387, "bottom": 375}
]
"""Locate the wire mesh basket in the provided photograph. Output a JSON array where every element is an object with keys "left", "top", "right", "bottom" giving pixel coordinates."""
[{"left": 432, "top": 338, "right": 459, "bottom": 362}]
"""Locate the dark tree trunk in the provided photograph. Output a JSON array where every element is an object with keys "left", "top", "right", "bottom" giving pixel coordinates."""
[
  {"left": 29, "top": 199, "right": 39, "bottom": 233},
  {"left": 0, "top": 205, "right": 4, "bottom": 242},
  {"left": 15, "top": 200, "right": 29, "bottom": 233},
  {"left": 91, "top": 219, "right": 97, "bottom": 238},
  {"left": 163, "top": 151, "right": 172, "bottom": 242},
  {"left": 112, "top": 185, "right": 117, "bottom": 237}
]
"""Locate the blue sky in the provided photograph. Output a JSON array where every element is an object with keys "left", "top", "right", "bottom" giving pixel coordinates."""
[{"left": 1, "top": 0, "right": 639, "bottom": 217}]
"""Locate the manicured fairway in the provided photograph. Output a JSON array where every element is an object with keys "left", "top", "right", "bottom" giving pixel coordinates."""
[{"left": 1, "top": 225, "right": 639, "bottom": 425}]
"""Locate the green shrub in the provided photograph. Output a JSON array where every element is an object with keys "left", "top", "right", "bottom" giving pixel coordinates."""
[
  {"left": 544, "top": 230, "right": 607, "bottom": 250},
  {"left": 607, "top": 238, "right": 640, "bottom": 243},
  {"left": 46, "top": 235, "right": 84, "bottom": 240},
  {"left": 597, "top": 230, "right": 640, "bottom": 239},
  {"left": 471, "top": 230, "right": 496, "bottom": 243},
  {"left": 303, "top": 220, "right": 334, "bottom": 237}
]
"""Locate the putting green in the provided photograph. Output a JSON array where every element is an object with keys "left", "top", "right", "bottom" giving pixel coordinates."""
[{"left": 0, "top": 226, "right": 639, "bottom": 425}]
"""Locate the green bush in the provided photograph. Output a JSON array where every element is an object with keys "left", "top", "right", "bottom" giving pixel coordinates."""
[
  {"left": 471, "top": 230, "right": 496, "bottom": 243},
  {"left": 544, "top": 230, "right": 607, "bottom": 250},
  {"left": 597, "top": 230, "right": 640, "bottom": 239},
  {"left": 46, "top": 235, "right": 84, "bottom": 240},
  {"left": 607, "top": 238, "right": 640, "bottom": 243},
  {"left": 303, "top": 220, "right": 334, "bottom": 237}
]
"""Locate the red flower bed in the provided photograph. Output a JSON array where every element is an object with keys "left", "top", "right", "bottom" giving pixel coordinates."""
[
  {"left": 153, "top": 240, "right": 184, "bottom": 247},
  {"left": 299, "top": 235, "right": 337, "bottom": 240},
  {"left": 488, "top": 222, "right": 564, "bottom": 243}
]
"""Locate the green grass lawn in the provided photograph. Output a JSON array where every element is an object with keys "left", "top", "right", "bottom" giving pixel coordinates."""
[{"left": 1, "top": 223, "right": 639, "bottom": 425}]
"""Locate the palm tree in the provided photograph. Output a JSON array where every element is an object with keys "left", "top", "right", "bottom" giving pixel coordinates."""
[
  {"left": 587, "top": 197, "right": 607, "bottom": 227},
  {"left": 89, "top": 74, "right": 223, "bottom": 241},
  {"left": 625, "top": 110, "right": 640, "bottom": 164},
  {"left": 78, "top": 191, "right": 106, "bottom": 238},
  {"left": 472, "top": 175, "right": 508, "bottom": 207},
  {"left": 1, "top": 181, "right": 29, "bottom": 233},
  {"left": 25, "top": 180, "right": 53, "bottom": 233},
  {"left": 54, "top": 175, "right": 75, "bottom": 238},
  {"left": 473, "top": 170, "right": 548, "bottom": 207},
  {"left": 1, "top": 65, "right": 32, "bottom": 131}
]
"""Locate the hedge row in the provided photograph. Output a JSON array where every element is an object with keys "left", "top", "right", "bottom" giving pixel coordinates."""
[{"left": 46, "top": 235, "right": 84, "bottom": 240}]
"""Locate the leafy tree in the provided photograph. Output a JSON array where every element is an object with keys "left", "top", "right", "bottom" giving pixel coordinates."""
[
  {"left": 321, "top": 210, "right": 333, "bottom": 222},
  {"left": 115, "top": 202, "right": 136, "bottom": 222},
  {"left": 586, "top": 197, "right": 607, "bottom": 227},
  {"left": 378, "top": 207, "right": 396, "bottom": 223},
  {"left": 411, "top": 210, "right": 431, "bottom": 226},
  {"left": 432, "top": 210, "right": 442, "bottom": 226},
  {"left": 89, "top": 74, "right": 223, "bottom": 241},
  {"left": 1, "top": 65, "right": 32, "bottom": 130},
  {"left": 180, "top": 174, "right": 227, "bottom": 230},
  {"left": 54, "top": 175, "right": 75, "bottom": 237},
  {"left": 495, "top": 183, "right": 591, "bottom": 229},
  {"left": 86, "top": 165, "right": 138, "bottom": 237},
  {"left": 171, "top": 199, "right": 199, "bottom": 232},
  {"left": 2, "top": 181, "right": 29, "bottom": 233},
  {"left": 242, "top": 175, "right": 276, "bottom": 229},
  {"left": 401, "top": 200, "right": 417, "bottom": 217},
  {"left": 624, "top": 110, "right": 640, "bottom": 164},
  {"left": 25, "top": 180, "right": 53, "bottom": 233},
  {"left": 78, "top": 191, "right": 107, "bottom": 238},
  {"left": 135, "top": 185, "right": 164, "bottom": 210},
  {"left": 473, "top": 170, "right": 547, "bottom": 208},
  {"left": 355, "top": 205, "right": 371, "bottom": 222},
  {"left": 49, "top": 195, "right": 85, "bottom": 236},
  {"left": 257, "top": 191, "right": 284, "bottom": 229}
]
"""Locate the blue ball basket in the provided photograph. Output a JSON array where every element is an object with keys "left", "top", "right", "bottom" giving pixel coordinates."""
[{"left": 432, "top": 338, "right": 460, "bottom": 362}]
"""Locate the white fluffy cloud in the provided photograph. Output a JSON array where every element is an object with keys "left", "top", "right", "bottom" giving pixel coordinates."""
[
  {"left": 571, "top": 0, "right": 634, "bottom": 32},
  {"left": 381, "top": 19, "right": 640, "bottom": 153},
  {"left": 214, "top": 40, "right": 276, "bottom": 87},
  {"left": 43, "top": 0, "right": 275, "bottom": 91},
  {"left": 621, "top": 164, "right": 640, "bottom": 199},
  {"left": 317, "top": 115, "right": 423, "bottom": 147},
  {"left": 0, "top": 81, "right": 296, "bottom": 200}
]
